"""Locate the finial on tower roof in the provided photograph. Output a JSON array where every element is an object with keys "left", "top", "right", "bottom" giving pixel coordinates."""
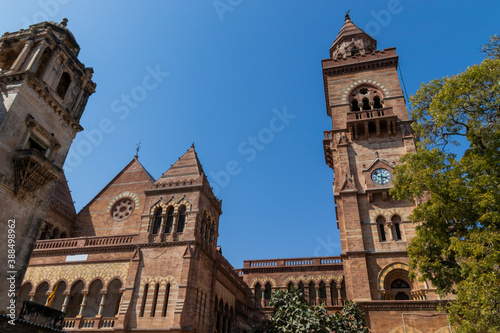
[
  {"left": 135, "top": 139, "right": 141, "bottom": 158},
  {"left": 191, "top": 142, "right": 195, "bottom": 148},
  {"left": 345, "top": 10, "right": 351, "bottom": 22},
  {"left": 60, "top": 18, "right": 68, "bottom": 27}
]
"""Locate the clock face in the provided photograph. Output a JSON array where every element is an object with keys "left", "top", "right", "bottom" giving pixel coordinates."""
[{"left": 371, "top": 168, "right": 392, "bottom": 185}]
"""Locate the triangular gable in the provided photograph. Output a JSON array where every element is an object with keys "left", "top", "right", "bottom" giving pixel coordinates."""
[
  {"left": 340, "top": 174, "right": 358, "bottom": 193},
  {"left": 364, "top": 158, "right": 394, "bottom": 173},
  {"left": 77, "top": 156, "right": 155, "bottom": 214}
]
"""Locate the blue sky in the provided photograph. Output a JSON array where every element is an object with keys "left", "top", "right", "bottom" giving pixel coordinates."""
[{"left": 2, "top": 1, "right": 498, "bottom": 268}]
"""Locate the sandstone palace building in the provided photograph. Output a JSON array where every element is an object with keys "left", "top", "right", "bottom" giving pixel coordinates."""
[{"left": 0, "top": 14, "right": 453, "bottom": 333}]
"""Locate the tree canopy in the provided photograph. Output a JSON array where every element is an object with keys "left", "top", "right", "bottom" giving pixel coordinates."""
[
  {"left": 264, "top": 288, "right": 370, "bottom": 333},
  {"left": 390, "top": 35, "right": 500, "bottom": 332}
]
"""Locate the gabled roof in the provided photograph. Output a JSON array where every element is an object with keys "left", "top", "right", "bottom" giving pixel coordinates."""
[
  {"left": 153, "top": 145, "right": 222, "bottom": 213},
  {"left": 77, "top": 155, "right": 155, "bottom": 213},
  {"left": 157, "top": 144, "right": 205, "bottom": 182}
]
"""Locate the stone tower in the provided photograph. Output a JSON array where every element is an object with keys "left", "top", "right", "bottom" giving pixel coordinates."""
[
  {"left": 321, "top": 13, "right": 427, "bottom": 302},
  {"left": 0, "top": 18, "right": 95, "bottom": 311}
]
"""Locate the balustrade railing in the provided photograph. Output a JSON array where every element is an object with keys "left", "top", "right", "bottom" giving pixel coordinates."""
[
  {"left": 243, "top": 256, "right": 342, "bottom": 269},
  {"left": 34, "top": 234, "right": 136, "bottom": 251},
  {"left": 346, "top": 107, "right": 394, "bottom": 122}
]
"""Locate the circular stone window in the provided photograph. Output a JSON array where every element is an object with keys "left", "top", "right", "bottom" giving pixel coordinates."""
[{"left": 111, "top": 198, "right": 135, "bottom": 221}]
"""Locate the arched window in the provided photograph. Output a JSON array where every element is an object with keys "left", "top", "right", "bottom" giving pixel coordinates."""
[
  {"left": 298, "top": 281, "right": 305, "bottom": 298},
  {"left": 362, "top": 98, "right": 371, "bottom": 110},
  {"left": 308, "top": 281, "right": 316, "bottom": 304},
  {"left": 48, "top": 281, "right": 66, "bottom": 311},
  {"left": 287, "top": 282, "right": 294, "bottom": 291},
  {"left": 83, "top": 280, "right": 103, "bottom": 317},
  {"left": 18, "top": 282, "right": 32, "bottom": 305},
  {"left": 391, "top": 279, "right": 411, "bottom": 300},
  {"left": 140, "top": 284, "right": 149, "bottom": 317},
  {"left": 165, "top": 206, "right": 174, "bottom": 233},
  {"left": 264, "top": 283, "right": 272, "bottom": 301},
  {"left": 377, "top": 216, "right": 387, "bottom": 242},
  {"left": 392, "top": 215, "right": 403, "bottom": 240},
  {"left": 34, "top": 282, "right": 49, "bottom": 305},
  {"left": 254, "top": 283, "right": 262, "bottom": 302},
  {"left": 50, "top": 228, "right": 59, "bottom": 239},
  {"left": 330, "top": 281, "right": 339, "bottom": 305},
  {"left": 162, "top": 283, "right": 170, "bottom": 317},
  {"left": 351, "top": 99, "right": 360, "bottom": 111},
  {"left": 66, "top": 280, "right": 84, "bottom": 317},
  {"left": 56, "top": 72, "right": 71, "bottom": 99},
  {"left": 177, "top": 205, "right": 186, "bottom": 233},
  {"left": 151, "top": 283, "right": 159, "bottom": 317},
  {"left": 340, "top": 280, "right": 347, "bottom": 299},
  {"left": 152, "top": 208, "right": 162, "bottom": 235},
  {"left": 39, "top": 224, "right": 50, "bottom": 240},
  {"left": 373, "top": 96, "right": 383, "bottom": 109},
  {"left": 319, "top": 281, "right": 327, "bottom": 301},
  {"left": 60, "top": 232, "right": 67, "bottom": 239},
  {"left": 102, "top": 279, "right": 122, "bottom": 317}
]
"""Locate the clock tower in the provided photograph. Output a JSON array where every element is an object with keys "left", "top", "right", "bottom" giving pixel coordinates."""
[{"left": 321, "top": 13, "right": 430, "bottom": 302}]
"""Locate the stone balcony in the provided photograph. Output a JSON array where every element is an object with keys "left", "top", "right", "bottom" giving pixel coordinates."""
[
  {"left": 346, "top": 107, "right": 398, "bottom": 139},
  {"left": 12, "top": 148, "right": 60, "bottom": 195}
]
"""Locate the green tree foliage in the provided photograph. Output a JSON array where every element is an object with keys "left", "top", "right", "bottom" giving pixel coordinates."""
[
  {"left": 265, "top": 288, "right": 370, "bottom": 333},
  {"left": 390, "top": 36, "right": 500, "bottom": 332}
]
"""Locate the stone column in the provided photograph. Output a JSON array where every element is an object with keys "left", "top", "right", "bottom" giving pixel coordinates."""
[
  {"left": 44, "top": 291, "right": 51, "bottom": 306},
  {"left": 10, "top": 39, "right": 34, "bottom": 72},
  {"left": 260, "top": 289, "right": 265, "bottom": 307},
  {"left": 28, "top": 292, "right": 35, "bottom": 302},
  {"left": 159, "top": 215, "right": 166, "bottom": 233},
  {"left": 61, "top": 291, "right": 70, "bottom": 313},
  {"left": 116, "top": 288, "right": 126, "bottom": 317},
  {"left": 172, "top": 209, "right": 178, "bottom": 234},
  {"left": 326, "top": 284, "right": 331, "bottom": 306},
  {"left": 25, "top": 40, "right": 48, "bottom": 72},
  {"left": 375, "top": 120, "right": 381, "bottom": 137},
  {"left": 336, "top": 284, "right": 342, "bottom": 305},
  {"left": 364, "top": 122, "right": 369, "bottom": 139},
  {"left": 315, "top": 286, "right": 320, "bottom": 305},
  {"left": 386, "top": 222, "right": 394, "bottom": 240},
  {"left": 97, "top": 290, "right": 107, "bottom": 316},
  {"left": 78, "top": 291, "right": 88, "bottom": 317}
]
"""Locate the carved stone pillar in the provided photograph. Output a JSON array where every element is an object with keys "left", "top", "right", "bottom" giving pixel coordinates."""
[
  {"left": 10, "top": 39, "right": 34, "bottom": 72},
  {"left": 28, "top": 292, "right": 35, "bottom": 302},
  {"left": 326, "top": 285, "right": 331, "bottom": 306},
  {"left": 336, "top": 284, "right": 342, "bottom": 305},
  {"left": 25, "top": 40, "right": 48, "bottom": 72},
  {"left": 315, "top": 286, "right": 320, "bottom": 305},
  {"left": 386, "top": 222, "right": 394, "bottom": 240},
  {"left": 61, "top": 291, "right": 70, "bottom": 313},
  {"left": 97, "top": 290, "right": 107, "bottom": 316},
  {"left": 78, "top": 291, "right": 88, "bottom": 317}
]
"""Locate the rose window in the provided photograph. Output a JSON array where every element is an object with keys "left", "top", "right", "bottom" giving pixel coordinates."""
[{"left": 111, "top": 198, "right": 135, "bottom": 221}]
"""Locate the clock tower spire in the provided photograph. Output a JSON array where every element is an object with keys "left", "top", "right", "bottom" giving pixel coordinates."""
[{"left": 322, "top": 14, "right": 420, "bottom": 301}]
